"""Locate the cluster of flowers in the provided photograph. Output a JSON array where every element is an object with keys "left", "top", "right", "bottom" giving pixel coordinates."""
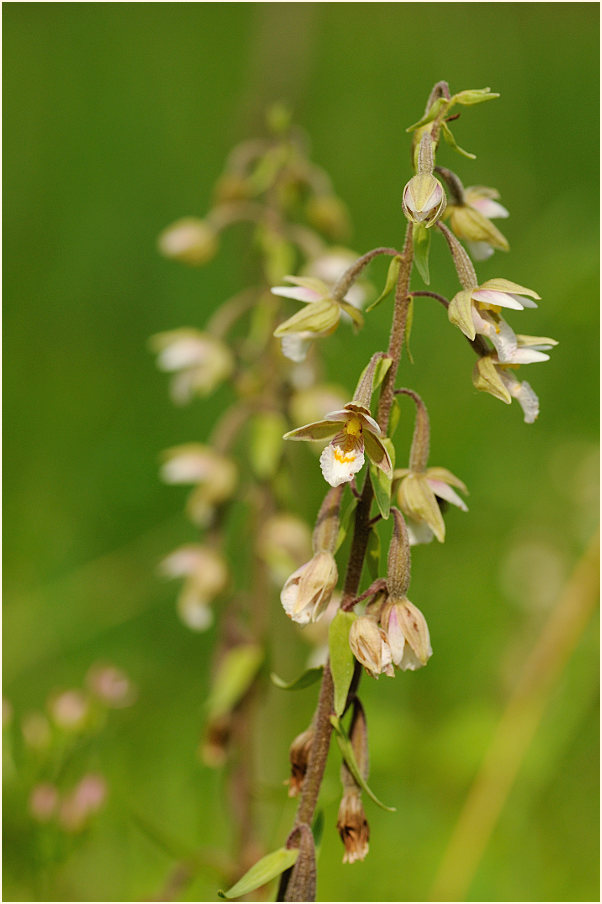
[{"left": 4, "top": 664, "right": 135, "bottom": 836}]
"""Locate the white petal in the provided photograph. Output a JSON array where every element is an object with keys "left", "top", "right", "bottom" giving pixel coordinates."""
[
  {"left": 510, "top": 293, "right": 538, "bottom": 309},
  {"left": 508, "top": 348, "right": 550, "bottom": 364},
  {"left": 384, "top": 606, "right": 406, "bottom": 667},
  {"left": 177, "top": 585, "right": 214, "bottom": 632},
  {"left": 271, "top": 286, "right": 322, "bottom": 303},
  {"left": 428, "top": 479, "right": 468, "bottom": 511},
  {"left": 280, "top": 566, "right": 310, "bottom": 624},
  {"left": 399, "top": 642, "right": 431, "bottom": 671},
  {"left": 499, "top": 372, "right": 540, "bottom": 423},
  {"left": 469, "top": 198, "right": 509, "bottom": 219},
  {"left": 157, "top": 337, "right": 208, "bottom": 371},
  {"left": 472, "top": 289, "right": 525, "bottom": 310},
  {"left": 320, "top": 438, "right": 365, "bottom": 487}
]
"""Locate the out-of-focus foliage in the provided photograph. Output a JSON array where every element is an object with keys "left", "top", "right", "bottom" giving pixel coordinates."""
[{"left": 4, "top": 4, "right": 598, "bottom": 902}]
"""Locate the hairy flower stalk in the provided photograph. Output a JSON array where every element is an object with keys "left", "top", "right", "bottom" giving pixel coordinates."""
[{"left": 152, "top": 85, "right": 555, "bottom": 903}]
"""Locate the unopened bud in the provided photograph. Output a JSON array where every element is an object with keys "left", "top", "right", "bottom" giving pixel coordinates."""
[
  {"left": 158, "top": 217, "right": 218, "bottom": 266},
  {"left": 403, "top": 173, "right": 446, "bottom": 228},
  {"left": 337, "top": 788, "right": 370, "bottom": 864},
  {"left": 29, "top": 783, "right": 59, "bottom": 822},
  {"left": 312, "top": 486, "right": 344, "bottom": 554},
  {"left": 305, "top": 195, "right": 351, "bottom": 240},
  {"left": 381, "top": 597, "right": 432, "bottom": 670},
  {"left": 288, "top": 725, "right": 315, "bottom": 797},
  {"left": 280, "top": 551, "right": 338, "bottom": 625},
  {"left": 348, "top": 616, "right": 394, "bottom": 679}
]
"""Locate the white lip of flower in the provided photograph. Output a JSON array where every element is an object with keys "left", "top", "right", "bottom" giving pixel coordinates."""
[
  {"left": 471, "top": 307, "right": 520, "bottom": 363},
  {"left": 283, "top": 403, "right": 392, "bottom": 488},
  {"left": 280, "top": 551, "right": 338, "bottom": 625},
  {"left": 498, "top": 370, "right": 540, "bottom": 424}
]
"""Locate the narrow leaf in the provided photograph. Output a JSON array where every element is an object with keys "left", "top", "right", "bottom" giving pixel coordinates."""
[
  {"left": 220, "top": 847, "right": 299, "bottom": 899},
  {"left": 405, "top": 96, "right": 449, "bottom": 132},
  {"left": 206, "top": 645, "right": 264, "bottom": 719},
  {"left": 365, "top": 256, "right": 402, "bottom": 312},
  {"left": 369, "top": 437, "right": 395, "bottom": 520},
  {"left": 270, "top": 667, "right": 323, "bottom": 691},
  {"left": 329, "top": 610, "right": 356, "bottom": 717},
  {"left": 412, "top": 224, "right": 431, "bottom": 285},
  {"left": 330, "top": 717, "right": 396, "bottom": 812},
  {"left": 335, "top": 497, "right": 358, "bottom": 553},
  {"left": 440, "top": 121, "right": 476, "bottom": 160}
]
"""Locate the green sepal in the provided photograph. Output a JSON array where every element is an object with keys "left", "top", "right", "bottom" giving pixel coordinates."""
[
  {"left": 405, "top": 96, "right": 449, "bottom": 132},
  {"left": 270, "top": 667, "right": 323, "bottom": 691},
  {"left": 330, "top": 716, "right": 396, "bottom": 812},
  {"left": 440, "top": 121, "right": 476, "bottom": 160},
  {"left": 365, "top": 256, "right": 402, "bottom": 312},
  {"left": 355, "top": 354, "right": 393, "bottom": 399},
  {"left": 206, "top": 644, "right": 264, "bottom": 720},
  {"left": 219, "top": 847, "right": 299, "bottom": 899},
  {"left": 451, "top": 87, "right": 500, "bottom": 106},
  {"left": 369, "top": 437, "right": 395, "bottom": 520},
  {"left": 328, "top": 610, "right": 357, "bottom": 717},
  {"left": 405, "top": 297, "right": 415, "bottom": 364},
  {"left": 365, "top": 527, "right": 381, "bottom": 581},
  {"left": 250, "top": 411, "right": 288, "bottom": 480},
  {"left": 274, "top": 299, "right": 340, "bottom": 337},
  {"left": 335, "top": 497, "right": 358, "bottom": 553},
  {"left": 338, "top": 300, "right": 364, "bottom": 331},
  {"left": 412, "top": 224, "right": 431, "bottom": 286}
]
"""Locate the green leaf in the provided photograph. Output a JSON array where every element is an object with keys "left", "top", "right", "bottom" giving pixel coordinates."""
[
  {"left": 270, "top": 667, "right": 323, "bottom": 691},
  {"left": 335, "top": 496, "right": 358, "bottom": 553},
  {"left": 369, "top": 437, "right": 395, "bottom": 520},
  {"left": 412, "top": 224, "right": 431, "bottom": 286},
  {"left": 405, "top": 96, "right": 449, "bottom": 132},
  {"left": 250, "top": 411, "right": 288, "bottom": 480},
  {"left": 452, "top": 87, "right": 499, "bottom": 106},
  {"left": 365, "top": 527, "right": 381, "bottom": 581},
  {"left": 405, "top": 297, "right": 415, "bottom": 364},
  {"left": 330, "top": 717, "right": 396, "bottom": 812},
  {"left": 328, "top": 610, "right": 356, "bottom": 717},
  {"left": 219, "top": 847, "right": 299, "bottom": 899},
  {"left": 440, "top": 121, "right": 476, "bottom": 160},
  {"left": 206, "top": 644, "right": 264, "bottom": 720},
  {"left": 365, "top": 256, "right": 402, "bottom": 312}
]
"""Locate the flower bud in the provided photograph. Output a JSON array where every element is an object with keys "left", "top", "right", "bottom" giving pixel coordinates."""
[
  {"left": 381, "top": 597, "right": 432, "bottom": 670},
  {"left": 402, "top": 173, "right": 447, "bottom": 227},
  {"left": 280, "top": 551, "right": 338, "bottom": 625},
  {"left": 29, "top": 783, "right": 59, "bottom": 823},
  {"left": 287, "top": 725, "right": 315, "bottom": 797},
  {"left": 157, "top": 217, "right": 218, "bottom": 266},
  {"left": 348, "top": 616, "right": 394, "bottom": 679},
  {"left": 336, "top": 788, "right": 370, "bottom": 864},
  {"left": 305, "top": 195, "right": 351, "bottom": 240}
]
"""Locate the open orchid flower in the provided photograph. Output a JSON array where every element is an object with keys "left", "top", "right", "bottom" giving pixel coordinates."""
[
  {"left": 395, "top": 466, "right": 468, "bottom": 544},
  {"left": 447, "top": 185, "right": 509, "bottom": 261},
  {"left": 473, "top": 335, "right": 557, "bottom": 423},
  {"left": 284, "top": 402, "right": 392, "bottom": 487},
  {"left": 272, "top": 276, "right": 363, "bottom": 362}
]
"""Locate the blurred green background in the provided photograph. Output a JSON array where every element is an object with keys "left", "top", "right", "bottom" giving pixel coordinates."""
[{"left": 4, "top": 3, "right": 599, "bottom": 901}]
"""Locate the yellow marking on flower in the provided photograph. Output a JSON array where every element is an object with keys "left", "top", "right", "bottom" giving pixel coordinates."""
[
  {"left": 334, "top": 447, "right": 358, "bottom": 464},
  {"left": 345, "top": 416, "right": 362, "bottom": 437},
  {"left": 480, "top": 303, "right": 502, "bottom": 314}
]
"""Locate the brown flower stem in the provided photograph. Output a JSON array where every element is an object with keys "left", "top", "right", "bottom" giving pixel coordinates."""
[
  {"left": 281, "top": 224, "right": 415, "bottom": 901},
  {"left": 410, "top": 290, "right": 450, "bottom": 309},
  {"left": 332, "top": 246, "right": 400, "bottom": 300}
]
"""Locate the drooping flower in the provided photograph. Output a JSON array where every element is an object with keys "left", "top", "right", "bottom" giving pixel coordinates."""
[
  {"left": 150, "top": 328, "right": 233, "bottom": 405},
  {"left": 160, "top": 544, "right": 228, "bottom": 631},
  {"left": 449, "top": 278, "right": 541, "bottom": 344},
  {"left": 395, "top": 466, "right": 468, "bottom": 544},
  {"left": 348, "top": 616, "right": 394, "bottom": 679},
  {"left": 472, "top": 335, "right": 557, "bottom": 424},
  {"left": 380, "top": 597, "right": 432, "bottom": 670},
  {"left": 446, "top": 185, "right": 509, "bottom": 260},
  {"left": 284, "top": 403, "right": 392, "bottom": 488},
  {"left": 280, "top": 550, "right": 338, "bottom": 625},
  {"left": 272, "top": 276, "right": 363, "bottom": 362},
  {"left": 160, "top": 443, "right": 238, "bottom": 526}
]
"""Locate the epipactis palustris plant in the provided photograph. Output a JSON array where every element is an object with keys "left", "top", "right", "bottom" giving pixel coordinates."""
[{"left": 152, "top": 85, "right": 555, "bottom": 902}]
